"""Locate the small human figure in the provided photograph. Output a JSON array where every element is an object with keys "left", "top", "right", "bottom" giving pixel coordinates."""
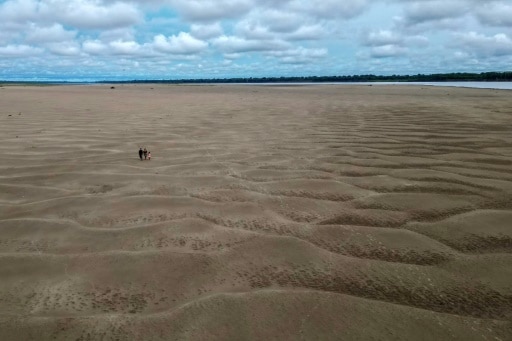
[
  {"left": 148, "top": 151, "right": 151, "bottom": 160},
  {"left": 138, "top": 147, "right": 143, "bottom": 160},
  {"left": 143, "top": 148, "right": 148, "bottom": 160}
]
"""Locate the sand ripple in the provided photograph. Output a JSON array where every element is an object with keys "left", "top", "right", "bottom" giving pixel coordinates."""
[{"left": 0, "top": 84, "right": 511, "bottom": 340}]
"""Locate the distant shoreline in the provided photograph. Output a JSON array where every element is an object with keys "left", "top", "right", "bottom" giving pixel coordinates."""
[
  {"left": 1, "top": 71, "right": 511, "bottom": 86},
  {"left": 2, "top": 81, "right": 512, "bottom": 90}
]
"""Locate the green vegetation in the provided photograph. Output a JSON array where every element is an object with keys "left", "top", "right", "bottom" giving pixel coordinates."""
[
  {"left": 1, "top": 71, "right": 511, "bottom": 85},
  {"left": 101, "top": 71, "right": 512, "bottom": 84},
  {"left": 0, "top": 82, "right": 56, "bottom": 86}
]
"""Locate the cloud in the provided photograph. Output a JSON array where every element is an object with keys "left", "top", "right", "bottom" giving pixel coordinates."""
[
  {"left": 223, "top": 52, "right": 243, "bottom": 60},
  {"left": 82, "top": 39, "right": 153, "bottom": 57},
  {"left": 190, "top": 23, "right": 223, "bottom": 39},
  {"left": 109, "top": 40, "right": 143, "bottom": 55},
  {"left": 1, "top": 0, "right": 512, "bottom": 80},
  {"left": 0, "top": 0, "right": 142, "bottom": 30},
  {"left": 0, "top": 0, "right": 40, "bottom": 24},
  {"left": 45, "top": 42, "right": 81, "bottom": 56},
  {"left": 232, "top": 10, "right": 325, "bottom": 42},
  {"left": 407, "top": 35, "right": 429, "bottom": 47},
  {"left": 57, "top": 1, "right": 142, "bottom": 30},
  {"left": 212, "top": 35, "right": 290, "bottom": 53},
  {"left": 258, "top": 10, "right": 305, "bottom": 33},
  {"left": 403, "top": 0, "right": 467, "bottom": 25},
  {"left": 0, "top": 44, "right": 42, "bottom": 57},
  {"left": 235, "top": 20, "right": 274, "bottom": 40},
  {"left": 170, "top": 0, "right": 252, "bottom": 22},
  {"left": 290, "top": 0, "right": 369, "bottom": 20},
  {"left": 362, "top": 28, "right": 429, "bottom": 47},
  {"left": 358, "top": 25, "right": 434, "bottom": 60},
  {"left": 153, "top": 32, "right": 208, "bottom": 54},
  {"left": 82, "top": 32, "right": 208, "bottom": 58},
  {"left": 25, "top": 24, "right": 76, "bottom": 44},
  {"left": 370, "top": 45, "right": 408, "bottom": 58},
  {"left": 476, "top": 2, "right": 512, "bottom": 27},
  {"left": 454, "top": 32, "right": 512, "bottom": 57},
  {"left": 359, "top": 29, "right": 410, "bottom": 59},
  {"left": 395, "top": 0, "right": 512, "bottom": 30},
  {"left": 98, "top": 28, "right": 136, "bottom": 43},
  {"left": 391, "top": 0, "right": 478, "bottom": 33},
  {"left": 286, "top": 25, "right": 325, "bottom": 41},
  {"left": 363, "top": 30, "right": 402, "bottom": 46},
  {"left": 82, "top": 40, "right": 109, "bottom": 55},
  {"left": 266, "top": 46, "right": 328, "bottom": 64}
]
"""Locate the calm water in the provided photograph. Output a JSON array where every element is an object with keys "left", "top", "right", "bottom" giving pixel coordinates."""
[
  {"left": 371, "top": 82, "right": 512, "bottom": 90},
  {"left": 244, "top": 81, "right": 512, "bottom": 90}
]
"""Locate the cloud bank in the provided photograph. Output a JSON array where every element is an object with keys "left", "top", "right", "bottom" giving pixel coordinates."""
[{"left": 0, "top": 0, "right": 510, "bottom": 80}]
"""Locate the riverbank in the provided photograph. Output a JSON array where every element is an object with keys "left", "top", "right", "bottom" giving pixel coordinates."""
[{"left": 0, "top": 84, "right": 511, "bottom": 340}]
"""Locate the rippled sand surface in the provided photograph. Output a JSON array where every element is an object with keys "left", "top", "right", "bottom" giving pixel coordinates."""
[{"left": 0, "top": 84, "right": 511, "bottom": 340}]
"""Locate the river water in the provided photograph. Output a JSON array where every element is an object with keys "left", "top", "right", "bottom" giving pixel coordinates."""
[
  {"left": 243, "top": 81, "right": 512, "bottom": 90},
  {"left": 368, "top": 82, "right": 512, "bottom": 90}
]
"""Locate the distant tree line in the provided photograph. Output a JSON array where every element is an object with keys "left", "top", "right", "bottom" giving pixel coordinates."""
[{"left": 101, "top": 71, "right": 512, "bottom": 84}]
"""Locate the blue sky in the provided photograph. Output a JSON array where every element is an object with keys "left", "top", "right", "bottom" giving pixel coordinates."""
[{"left": 0, "top": 0, "right": 511, "bottom": 81}]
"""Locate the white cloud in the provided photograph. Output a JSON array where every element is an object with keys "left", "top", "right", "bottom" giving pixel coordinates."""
[
  {"left": 232, "top": 9, "right": 325, "bottom": 42},
  {"left": 235, "top": 20, "right": 274, "bottom": 40},
  {"left": 358, "top": 26, "right": 430, "bottom": 61},
  {"left": 55, "top": 1, "right": 142, "bottom": 30},
  {"left": 266, "top": 46, "right": 328, "bottom": 64},
  {"left": 1, "top": 0, "right": 512, "bottom": 80},
  {"left": 223, "top": 52, "right": 243, "bottom": 59},
  {"left": 99, "top": 28, "right": 136, "bottom": 43},
  {"left": 0, "top": 44, "right": 42, "bottom": 57},
  {"left": 259, "top": 10, "right": 305, "bottom": 33},
  {"left": 0, "top": 0, "right": 40, "bottom": 24},
  {"left": 407, "top": 35, "right": 429, "bottom": 47},
  {"left": 0, "top": 0, "right": 142, "bottom": 30},
  {"left": 286, "top": 25, "right": 325, "bottom": 41},
  {"left": 370, "top": 44, "right": 408, "bottom": 58},
  {"left": 45, "top": 41, "right": 81, "bottom": 56},
  {"left": 82, "top": 40, "right": 108, "bottom": 55},
  {"left": 403, "top": 0, "right": 467, "bottom": 25},
  {"left": 213, "top": 35, "right": 290, "bottom": 53},
  {"left": 290, "top": 0, "right": 369, "bottom": 20},
  {"left": 476, "top": 2, "right": 512, "bottom": 27},
  {"left": 454, "top": 32, "right": 512, "bottom": 57},
  {"left": 153, "top": 32, "right": 208, "bottom": 54},
  {"left": 363, "top": 30, "right": 402, "bottom": 46},
  {"left": 109, "top": 40, "right": 142, "bottom": 55},
  {"left": 170, "top": 0, "right": 252, "bottom": 22},
  {"left": 190, "top": 23, "right": 223, "bottom": 39},
  {"left": 25, "top": 24, "right": 76, "bottom": 44}
]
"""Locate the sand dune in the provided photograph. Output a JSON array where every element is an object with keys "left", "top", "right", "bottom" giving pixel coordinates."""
[{"left": 0, "top": 84, "right": 511, "bottom": 340}]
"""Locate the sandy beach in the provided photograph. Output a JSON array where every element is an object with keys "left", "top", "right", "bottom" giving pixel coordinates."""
[{"left": 0, "top": 84, "right": 511, "bottom": 340}]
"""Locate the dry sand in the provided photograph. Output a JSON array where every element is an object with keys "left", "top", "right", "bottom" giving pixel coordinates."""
[{"left": 0, "top": 84, "right": 511, "bottom": 340}]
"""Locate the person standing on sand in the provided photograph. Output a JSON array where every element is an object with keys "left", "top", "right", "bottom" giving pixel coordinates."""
[
  {"left": 139, "top": 147, "right": 143, "bottom": 160},
  {"left": 148, "top": 151, "right": 151, "bottom": 160},
  {"left": 143, "top": 148, "right": 148, "bottom": 160}
]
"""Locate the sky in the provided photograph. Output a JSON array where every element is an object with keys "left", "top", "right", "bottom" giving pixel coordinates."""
[{"left": 0, "top": 0, "right": 511, "bottom": 81}]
